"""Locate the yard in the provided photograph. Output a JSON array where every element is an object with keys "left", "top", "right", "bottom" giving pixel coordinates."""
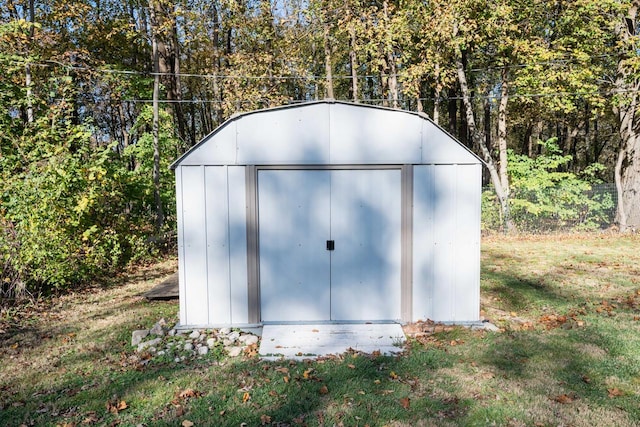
[{"left": 1, "top": 233, "right": 640, "bottom": 426}]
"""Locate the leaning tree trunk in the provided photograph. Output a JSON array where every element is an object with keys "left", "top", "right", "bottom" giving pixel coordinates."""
[{"left": 455, "top": 49, "right": 514, "bottom": 232}]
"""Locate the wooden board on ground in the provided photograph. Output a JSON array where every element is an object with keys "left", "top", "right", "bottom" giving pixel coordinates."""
[{"left": 144, "top": 272, "right": 179, "bottom": 300}]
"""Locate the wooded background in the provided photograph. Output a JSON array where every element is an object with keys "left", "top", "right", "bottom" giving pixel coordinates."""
[{"left": 2, "top": 0, "right": 640, "bottom": 298}]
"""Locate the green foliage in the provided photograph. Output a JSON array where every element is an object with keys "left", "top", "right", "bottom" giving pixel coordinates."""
[
  {"left": 500, "top": 138, "right": 613, "bottom": 232},
  {"left": 0, "top": 105, "right": 179, "bottom": 299}
]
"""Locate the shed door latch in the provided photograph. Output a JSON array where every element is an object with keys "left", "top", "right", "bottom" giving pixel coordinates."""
[{"left": 326, "top": 240, "right": 335, "bottom": 251}]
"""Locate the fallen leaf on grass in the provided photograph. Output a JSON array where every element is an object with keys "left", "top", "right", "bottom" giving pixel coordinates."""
[
  {"left": 179, "top": 389, "right": 201, "bottom": 399},
  {"left": 552, "top": 394, "right": 574, "bottom": 404},
  {"left": 106, "top": 399, "right": 128, "bottom": 414},
  {"left": 608, "top": 388, "right": 624, "bottom": 398},
  {"left": 347, "top": 364, "right": 356, "bottom": 369},
  {"left": 182, "top": 421, "right": 194, "bottom": 427},
  {"left": 389, "top": 371, "right": 398, "bottom": 380},
  {"left": 581, "top": 375, "right": 591, "bottom": 384},
  {"left": 81, "top": 412, "right": 98, "bottom": 424},
  {"left": 260, "top": 414, "right": 272, "bottom": 425},
  {"left": 319, "top": 385, "right": 329, "bottom": 395},
  {"left": 399, "top": 397, "right": 411, "bottom": 409},
  {"left": 242, "top": 392, "right": 251, "bottom": 402},
  {"left": 275, "top": 367, "right": 289, "bottom": 374}
]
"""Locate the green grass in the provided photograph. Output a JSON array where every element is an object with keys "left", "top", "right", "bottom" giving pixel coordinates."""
[{"left": 2, "top": 234, "right": 640, "bottom": 426}]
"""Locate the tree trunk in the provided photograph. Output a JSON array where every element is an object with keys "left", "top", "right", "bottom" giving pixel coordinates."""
[
  {"left": 455, "top": 48, "right": 514, "bottom": 232},
  {"left": 349, "top": 24, "right": 359, "bottom": 103},
  {"left": 323, "top": 21, "right": 334, "bottom": 99},
  {"left": 149, "top": 0, "right": 165, "bottom": 232},
  {"left": 382, "top": 0, "right": 398, "bottom": 108},
  {"left": 25, "top": 0, "right": 34, "bottom": 124},
  {"left": 152, "top": 0, "right": 187, "bottom": 145},
  {"left": 614, "top": 4, "right": 640, "bottom": 231}
]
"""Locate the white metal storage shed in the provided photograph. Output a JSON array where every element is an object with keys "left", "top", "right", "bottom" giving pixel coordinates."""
[{"left": 171, "top": 101, "right": 482, "bottom": 328}]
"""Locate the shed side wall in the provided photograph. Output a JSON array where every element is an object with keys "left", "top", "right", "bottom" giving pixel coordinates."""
[{"left": 412, "top": 164, "right": 481, "bottom": 322}]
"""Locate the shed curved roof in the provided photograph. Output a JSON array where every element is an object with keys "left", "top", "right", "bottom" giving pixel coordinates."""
[{"left": 171, "top": 101, "right": 481, "bottom": 168}]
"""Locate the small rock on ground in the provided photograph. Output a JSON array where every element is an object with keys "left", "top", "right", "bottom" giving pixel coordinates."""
[{"left": 131, "top": 330, "right": 150, "bottom": 347}]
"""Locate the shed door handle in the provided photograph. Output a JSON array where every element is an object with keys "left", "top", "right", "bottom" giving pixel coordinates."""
[{"left": 326, "top": 240, "right": 335, "bottom": 251}]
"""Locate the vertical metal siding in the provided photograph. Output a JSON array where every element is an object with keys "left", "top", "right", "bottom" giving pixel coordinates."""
[
  {"left": 228, "top": 166, "right": 249, "bottom": 324},
  {"left": 176, "top": 121, "right": 238, "bottom": 166},
  {"left": 176, "top": 169, "right": 187, "bottom": 325},
  {"left": 412, "top": 165, "right": 435, "bottom": 321},
  {"left": 180, "top": 166, "right": 209, "bottom": 325},
  {"left": 204, "top": 166, "right": 231, "bottom": 324},
  {"left": 236, "top": 104, "right": 331, "bottom": 165},
  {"left": 329, "top": 105, "right": 422, "bottom": 164},
  {"left": 453, "top": 164, "right": 481, "bottom": 321},
  {"left": 431, "top": 165, "right": 457, "bottom": 321}
]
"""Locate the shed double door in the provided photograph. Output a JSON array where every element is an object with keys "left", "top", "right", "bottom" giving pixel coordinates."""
[{"left": 258, "top": 169, "right": 401, "bottom": 322}]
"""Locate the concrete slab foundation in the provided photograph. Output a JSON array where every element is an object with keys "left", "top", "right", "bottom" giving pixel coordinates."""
[{"left": 259, "top": 323, "right": 405, "bottom": 360}]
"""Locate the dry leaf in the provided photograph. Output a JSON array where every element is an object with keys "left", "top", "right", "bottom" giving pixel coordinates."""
[
  {"left": 510, "top": 311, "right": 517, "bottom": 317},
  {"left": 347, "top": 364, "right": 356, "bottom": 369},
  {"left": 182, "top": 421, "right": 194, "bottom": 427},
  {"left": 608, "top": 388, "right": 624, "bottom": 398},
  {"left": 399, "top": 397, "right": 411, "bottom": 409},
  {"left": 389, "top": 371, "right": 398, "bottom": 380},
  {"left": 219, "top": 410, "right": 226, "bottom": 416},
  {"left": 552, "top": 394, "right": 574, "bottom": 404},
  {"left": 319, "top": 385, "right": 329, "bottom": 395},
  {"left": 283, "top": 376, "right": 289, "bottom": 383},
  {"left": 303, "top": 369, "right": 313, "bottom": 379},
  {"left": 81, "top": 412, "right": 98, "bottom": 425},
  {"left": 242, "top": 392, "right": 251, "bottom": 402},
  {"left": 117, "top": 400, "right": 127, "bottom": 411},
  {"left": 260, "top": 414, "right": 272, "bottom": 425},
  {"left": 581, "top": 375, "right": 591, "bottom": 384},
  {"left": 179, "top": 389, "right": 201, "bottom": 399},
  {"left": 269, "top": 390, "right": 278, "bottom": 397},
  {"left": 275, "top": 367, "right": 289, "bottom": 374}
]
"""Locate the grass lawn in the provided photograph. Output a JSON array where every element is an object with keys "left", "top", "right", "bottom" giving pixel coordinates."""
[{"left": 1, "top": 233, "right": 640, "bottom": 426}]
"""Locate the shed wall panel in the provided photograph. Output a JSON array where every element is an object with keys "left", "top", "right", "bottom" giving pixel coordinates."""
[
  {"left": 236, "top": 104, "right": 331, "bottom": 165},
  {"left": 228, "top": 166, "right": 249, "bottom": 324},
  {"left": 412, "top": 165, "right": 435, "bottom": 321},
  {"left": 176, "top": 169, "right": 187, "bottom": 324},
  {"left": 421, "top": 121, "right": 478, "bottom": 164},
  {"left": 180, "top": 166, "right": 209, "bottom": 325},
  {"left": 329, "top": 104, "right": 422, "bottom": 164},
  {"left": 431, "top": 165, "right": 457, "bottom": 321},
  {"left": 453, "top": 164, "right": 481, "bottom": 321},
  {"left": 177, "top": 122, "right": 237, "bottom": 165},
  {"left": 205, "top": 166, "right": 231, "bottom": 324}
]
